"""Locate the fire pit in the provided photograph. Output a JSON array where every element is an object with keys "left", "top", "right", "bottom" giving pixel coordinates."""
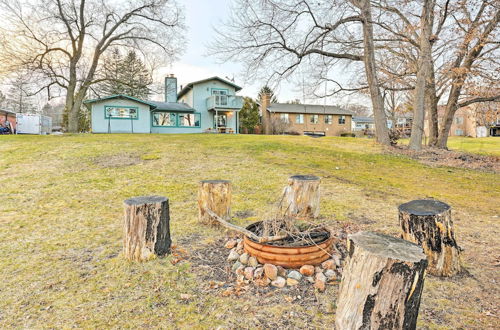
[{"left": 243, "top": 221, "right": 334, "bottom": 268}]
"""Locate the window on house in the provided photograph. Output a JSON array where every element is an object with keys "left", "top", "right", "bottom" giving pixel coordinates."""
[
  {"left": 153, "top": 112, "right": 176, "bottom": 126},
  {"left": 455, "top": 117, "right": 464, "bottom": 124},
  {"left": 105, "top": 106, "right": 138, "bottom": 119},
  {"left": 325, "top": 115, "right": 333, "bottom": 124},
  {"left": 178, "top": 113, "right": 201, "bottom": 127},
  {"left": 338, "top": 115, "right": 346, "bottom": 124},
  {"left": 212, "top": 89, "right": 228, "bottom": 106},
  {"left": 295, "top": 114, "right": 304, "bottom": 124},
  {"left": 455, "top": 129, "right": 464, "bottom": 136},
  {"left": 280, "top": 113, "right": 289, "bottom": 122},
  {"left": 310, "top": 114, "right": 318, "bottom": 124}
]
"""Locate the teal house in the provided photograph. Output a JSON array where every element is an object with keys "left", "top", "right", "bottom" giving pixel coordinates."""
[{"left": 84, "top": 76, "right": 244, "bottom": 134}]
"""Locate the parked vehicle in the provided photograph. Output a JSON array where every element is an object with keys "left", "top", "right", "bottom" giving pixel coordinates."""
[{"left": 16, "top": 114, "right": 52, "bottom": 135}]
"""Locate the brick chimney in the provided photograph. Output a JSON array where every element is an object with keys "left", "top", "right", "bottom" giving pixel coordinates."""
[
  {"left": 260, "top": 92, "right": 271, "bottom": 134},
  {"left": 165, "top": 74, "right": 177, "bottom": 103}
]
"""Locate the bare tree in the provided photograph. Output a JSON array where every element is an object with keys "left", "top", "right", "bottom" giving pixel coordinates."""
[
  {"left": 211, "top": 0, "right": 390, "bottom": 145},
  {"left": 0, "top": 0, "right": 184, "bottom": 132}
]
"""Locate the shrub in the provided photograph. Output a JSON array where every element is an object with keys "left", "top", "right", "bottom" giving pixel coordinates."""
[{"left": 340, "top": 132, "right": 356, "bottom": 137}]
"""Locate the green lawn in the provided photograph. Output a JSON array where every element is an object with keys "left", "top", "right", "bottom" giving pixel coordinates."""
[
  {"left": 0, "top": 134, "right": 498, "bottom": 328},
  {"left": 400, "top": 136, "right": 500, "bottom": 157}
]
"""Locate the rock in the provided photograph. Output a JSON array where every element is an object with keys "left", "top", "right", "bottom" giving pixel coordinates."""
[
  {"left": 315, "top": 266, "right": 322, "bottom": 274},
  {"left": 239, "top": 252, "right": 249, "bottom": 265},
  {"left": 231, "top": 261, "right": 242, "bottom": 272},
  {"left": 244, "top": 267, "right": 254, "bottom": 280},
  {"left": 225, "top": 239, "right": 237, "bottom": 249},
  {"left": 305, "top": 276, "right": 315, "bottom": 283},
  {"left": 321, "top": 259, "right": 336, "bottom": 270},
  {"left": 248, "top": 256, "right": 259, "bottom": 267},
  {"left": 236, "top": 240, "right": 244, "bottom": 254},
  {"left": 287, "top": 278, "right": 299, "bottom": 286},
  {"left": 299, "top": 265, "right": 315, "bottom": 276},
  {"left": 332, "top": 254, "right": 341, "bottom": 267},
  {"left": 255, "top": 277, "right": 271, "bottom": 287},
  {"left": 254, "top": 267, "right": 264, "bottom": 279},
  {"left": 271, "top": 276, "right": 286, "bottom": 288},
  {"left": 227, "top": 249, "right": 240, "bottom": 262},
  {"left": 314, "top": 272, "right": 327, "bottom": 292},
  {"left": 236, "top": 274, "right": 245, "bottom": 283},
  {"left": 236, "top": 265, "right": 246, "bottom": 275},
  {"left": 287, "top": 270, "right": 302, "bottom": 281},
  {"left": 264, "top": 264, "right": 278, "bottom": 280},
  {"left": 277, "top": 266, "right": 287, "bottom": 277},
  {"left": 325, "top": 269, "right": 337, "bottom": 281}
]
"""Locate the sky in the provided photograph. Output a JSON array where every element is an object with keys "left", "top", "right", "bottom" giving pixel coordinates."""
[{"left": 155, "top": 0, "right": 362, "bottom": 106}]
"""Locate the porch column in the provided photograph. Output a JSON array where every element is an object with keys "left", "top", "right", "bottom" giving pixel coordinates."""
[{"left": 215, "top": 109, "right": 218, "bottom": 133}]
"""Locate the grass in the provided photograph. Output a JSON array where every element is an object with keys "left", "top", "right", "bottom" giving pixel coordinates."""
[
  {"left": 0, "top": 134, "right": 498, "bottom": 328},
  {"left": 400, "top": 136, "right": 500, "bottom": 157}
]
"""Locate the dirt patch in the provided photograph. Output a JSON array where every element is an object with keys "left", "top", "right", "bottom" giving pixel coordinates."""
[
  {"left": 93, "top": 153, "right": 142, "bottom": 168},
  {"left": 387, "top": 146, "right": 500, "bottom": 172}
]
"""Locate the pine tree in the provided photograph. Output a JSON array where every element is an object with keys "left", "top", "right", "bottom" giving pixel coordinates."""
[
  {"left": 96, "top": 49, "right": 152, "bottom": 99},
  {"left": 240, "top": 97, "right": 260, "bottom": 131},
  {"left": 257, "top": 86, "right": 278, "bottom": 103}
]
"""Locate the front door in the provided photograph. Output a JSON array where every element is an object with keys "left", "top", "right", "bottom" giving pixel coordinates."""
[{"left": 214, "top": 113, "right": 227, "bottom": 129}]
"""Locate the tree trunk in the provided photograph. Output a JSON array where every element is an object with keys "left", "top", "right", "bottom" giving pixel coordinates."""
[
  {"left": 356, "top": 0, "right": 390, "bottom": 146},
  {"left": 336, "top": 231, "right": 427, "bottom": 330},
  {"left": 409, "top": 0, "right": 434, "bottom": 150},
  {"left": 426, "top": 65, "right": 439, "bottom": 146},
  {"left": 198, "top": 180, "right": 232, "bottom": 226},
  {"left": 399, "top": 199, "right": 461, "bottom": 276},
  {"left": 280, "top": 175, "right": 320, "bottom": 219},
  {"left": 123, "top": 196, "right": 171, "bottom": 261}
]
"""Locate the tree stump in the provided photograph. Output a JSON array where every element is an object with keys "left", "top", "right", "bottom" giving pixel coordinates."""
[
  {"left": 280, "top": 175, "right": 320, "bottom": 219},
  {"left": 336, "top": 231, "right": 428, "bottom": 330},
  {"left": 198, "top": 180, "right": 232, "bottom": 226},
  {"left": 123, "top": 196, "right": 171, "bottom": 261},
  {"left": 399, "top": 199, "right": 461, "bottom": 276}
]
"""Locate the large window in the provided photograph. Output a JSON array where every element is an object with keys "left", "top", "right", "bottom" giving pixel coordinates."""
[
  {"left": 455, "top": 117, "right": 464, "bottom": 124},
  {"left": 105, "top": 106, "right": 138, "bottom": 119},
  {"left": 212, "top": 89, "right": 229, "bottom": 106},
  {"left": 280, "top": 113, "right": 289, "bottom": 122},
  {"left": 325, "top": 115, "right": 333, "bottom": 124},
  {"left": 338, "top": 115, "right": 346, "bottom": 124},
  {"left": 179, "top": 113, "right": 201, "bottom": 127},
  {"left": 153, "top": 112, "right": 176, "bottom": 126},
  {"left": 310, "top": 114, "right": 319, "bottom": 124},
  {"left": 295, "top": 114, "right": 304, "bottom": 124}
]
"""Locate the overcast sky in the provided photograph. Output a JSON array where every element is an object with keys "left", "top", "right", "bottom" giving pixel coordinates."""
[{"left": 155, "top": 0, "right": 363, "bottom": 106}]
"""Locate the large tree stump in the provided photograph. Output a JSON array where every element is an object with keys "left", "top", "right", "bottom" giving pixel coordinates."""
[
  {"left": 399, "top": 199, "right": 461, "bottom": 276},
  {"left": 336, "top": 231, "right": 428, "bottom": 330},
  {"left": 280, "top": 175, "right": 320, "bottom": 219},
  {"left": 198, "top": 180, "right": 232, "bottom": 226},
  {"left": 123, "top": 196, "right": 171, "bottom": 261}
]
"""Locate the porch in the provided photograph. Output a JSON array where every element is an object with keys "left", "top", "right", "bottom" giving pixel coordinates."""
[{"left": 209, "top": 108, "right": 240, "bottom": 134}]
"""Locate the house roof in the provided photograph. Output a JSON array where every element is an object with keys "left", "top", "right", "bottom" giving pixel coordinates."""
[
  {"left": 83, "top": 95, "right": 195, "bottom": 112},
  {"left": 147, "top": 101, "right": 195, "bottom": 112},
  {"left": 0, "top": 108, "right": 16, "bottom": 115},
  {"left": 177, "top": 76, "right": 242, "bottom": 99},
  {"left": 267, "top": 103, "right": 353, "bottom": 115},
  {"left": 83, "top": 94, "right": 157, "bottom": 107},
  {"left": 353, "top": 116, "right": 374, "bottom": 123}
]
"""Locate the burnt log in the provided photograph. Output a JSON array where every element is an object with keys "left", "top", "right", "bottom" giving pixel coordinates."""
[
  {"left": 198, "top": 180, "right": 232, "bottom": 226},
  {"left": 336, "top": 231, "right": 427, "bottom": 330},
  {"left": 399, "top": 199, "right": 461, "bottom": 276},
  {"left": 280, "top": 175, "right": 320, "bottom": 219},
  {"left": 123, "top": 196, "right": 171, "bottom": 261}
]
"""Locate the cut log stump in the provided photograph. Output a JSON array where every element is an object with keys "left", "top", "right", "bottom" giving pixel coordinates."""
[
  {"left": 123, "top": 196, "right": 171, "bottom": 261},
  {"left": 281, "top": 175, "right": 320, "bottom": 219},
  {"left": 336, "top": 231, "right": 427, "bottom": 330},
  {"left": 399, "top": 199, "right": 461, "bottom": 276},
  {"left": 198, "top": 180, "right": 231, "bottom": 226}
]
